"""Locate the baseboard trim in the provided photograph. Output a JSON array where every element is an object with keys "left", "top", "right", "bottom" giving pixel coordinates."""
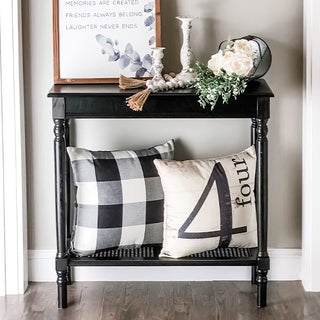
[{"left": 28, "top": 248, "right": 301, "bottom": 282}]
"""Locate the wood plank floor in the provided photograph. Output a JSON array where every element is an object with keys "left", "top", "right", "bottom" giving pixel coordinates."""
[{"left": 0, "top": 281, "right": 319, "bottom": 320}]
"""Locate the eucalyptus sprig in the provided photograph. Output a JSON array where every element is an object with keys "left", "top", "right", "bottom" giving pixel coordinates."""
[{"left": 190, "top": 62, "right": 248, "bottom": 110}]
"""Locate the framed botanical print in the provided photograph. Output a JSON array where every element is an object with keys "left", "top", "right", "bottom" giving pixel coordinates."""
[{"left": 53, "top": 0, "right": 161, "bottom": 84}]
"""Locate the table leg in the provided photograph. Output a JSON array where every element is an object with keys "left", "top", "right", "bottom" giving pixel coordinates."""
[
  {"left": 65, "top": 119, "right": 71, "bottom": 240},
  {"left": 255, "top": 118, "right": 270, "bottom": 308},
  {"left": 54, "top": 119, "right": 68, "bottom": 308},
  {"left": 251, "top": 119, "right": 257, "bottom": 285},
  {"left": 64, "top": 120, "right": 72, "bottom": 285}
]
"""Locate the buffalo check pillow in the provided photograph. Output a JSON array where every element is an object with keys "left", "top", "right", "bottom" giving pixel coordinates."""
[
  {"left": 67, "top": 140, "right": 174, "bottom": 256},
  {"left": 154, "top": 146, "right": 257, "bottom": 258}
]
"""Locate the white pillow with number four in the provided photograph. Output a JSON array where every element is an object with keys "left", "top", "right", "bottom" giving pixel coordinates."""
[{"left": 153, "top": 146, "right": 258, "bottom": 259}]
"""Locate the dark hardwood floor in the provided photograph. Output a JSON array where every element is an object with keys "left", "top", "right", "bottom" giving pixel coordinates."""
[{"left": 0, "top": 281, "right": 319, "bottom": 320}]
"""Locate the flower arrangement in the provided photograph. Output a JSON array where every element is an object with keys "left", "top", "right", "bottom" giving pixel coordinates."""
[{"left": 191, "top": 38, "right": 259, "bottom": 110}]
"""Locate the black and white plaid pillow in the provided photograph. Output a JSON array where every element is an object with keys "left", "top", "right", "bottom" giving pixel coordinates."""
[{"left": 67, "top": 140, "right": 174, "bottom": 256}]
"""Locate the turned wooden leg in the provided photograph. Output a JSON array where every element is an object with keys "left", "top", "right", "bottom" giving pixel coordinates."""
[
  {"left": 54, "top": 117, "right": 68, "bottom": 308},
  {"left": 65, "top": 119, "right": 71, "bottom": 240},
  {"left": 257, "top": 266, "right": 268, "bottom": 307},
  {"left": 251, "top": 119, "right": 258, "bottom": 286},
  {"left": 56, "top": 265, "right": 68, "bottom": 308},
  {"left": 64, "top": 120, "right": 72, "bottom": 286},
  {"left": 255, "top": 116, "right": 270, "bottom": 308}
]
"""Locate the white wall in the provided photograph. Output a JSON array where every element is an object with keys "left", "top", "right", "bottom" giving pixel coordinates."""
[
  {"left": 23, "top": 0, "right": 303, "bottom": 250},
  {"left": 1, "top": 0, "right": 28, "bottom": 294},
  {"left": 302, "top": 0, "right": 320, "bottom": 292}
]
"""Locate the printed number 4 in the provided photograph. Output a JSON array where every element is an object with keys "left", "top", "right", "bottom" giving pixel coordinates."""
[{"left": 178, "top": 162, "right": 247, "bottom": 248}]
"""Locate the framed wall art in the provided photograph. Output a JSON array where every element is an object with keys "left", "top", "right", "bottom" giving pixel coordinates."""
[{"left": 53, "top": 0, "right": 161, "bottom": 84}]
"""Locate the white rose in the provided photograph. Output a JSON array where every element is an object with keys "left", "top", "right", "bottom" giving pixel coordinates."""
[
  {"left": 208, "top": 50, "right": 224, "bottom": 75},
  {"left": 233, "top": 39, "right": 255, "bottom": 58},
  {"left": 223, "top": 51, "right": 254, "bottom": 77}
]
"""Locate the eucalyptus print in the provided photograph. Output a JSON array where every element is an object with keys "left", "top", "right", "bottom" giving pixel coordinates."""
[{"left": 96, "top": 34, "right": 153, "bottom": 77}]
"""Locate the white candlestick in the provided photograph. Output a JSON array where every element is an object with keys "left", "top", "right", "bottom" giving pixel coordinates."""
[
  {"left": 151, "top": 47, "right": 165, "bottom": 83},
  {"left": 175, "top": 17, "right": 195, "bottom": 84}
]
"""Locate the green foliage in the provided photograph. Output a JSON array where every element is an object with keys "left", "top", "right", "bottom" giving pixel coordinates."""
[{"left": 190, "top": 62, "right": 248, "bottom": 110}]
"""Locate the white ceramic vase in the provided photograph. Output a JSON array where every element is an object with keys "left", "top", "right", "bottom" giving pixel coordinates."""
[{"left": 176, "top": 16, "right": 194, "bottom": 83}]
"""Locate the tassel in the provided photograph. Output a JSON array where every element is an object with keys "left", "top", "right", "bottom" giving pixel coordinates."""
[
  {"left": 119, "top": 75, "right": 146, "bottom": 90},
  {"left": 126, "top": 88, "right": 152, "bottom": 111}
]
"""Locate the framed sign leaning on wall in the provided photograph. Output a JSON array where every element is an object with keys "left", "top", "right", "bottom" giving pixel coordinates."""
[{"left": 53, "top": 0, "right": 161, "bottom": 84}]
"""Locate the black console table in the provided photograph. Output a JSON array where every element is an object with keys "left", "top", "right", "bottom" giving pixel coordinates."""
[{"left": 48, "top": 79, "right": 274, "bottom": 309}]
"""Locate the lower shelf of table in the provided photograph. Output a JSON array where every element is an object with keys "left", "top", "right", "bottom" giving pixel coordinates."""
[{"left": 69, "top": 247, "right": 258, "bottom": 267}]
